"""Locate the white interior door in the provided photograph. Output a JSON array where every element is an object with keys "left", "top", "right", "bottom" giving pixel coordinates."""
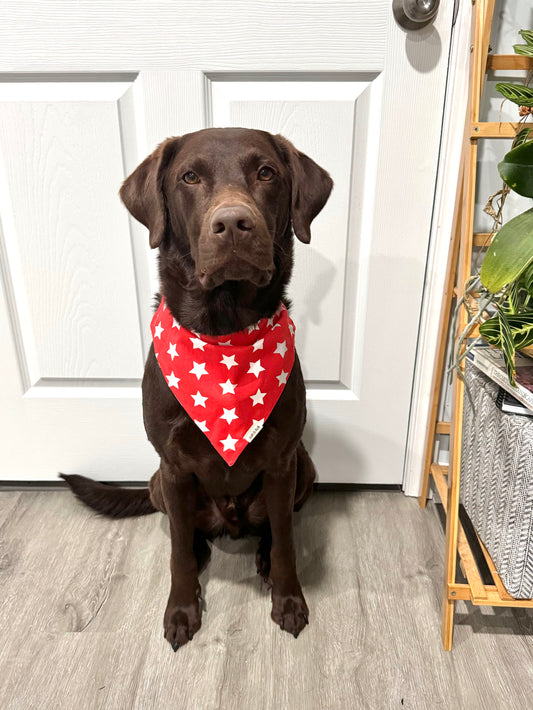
[{"left": 0, "top": 1, "right": 454, "bottom": 483}]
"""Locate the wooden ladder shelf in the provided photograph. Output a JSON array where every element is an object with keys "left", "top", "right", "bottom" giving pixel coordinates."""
[{"left": 419, "top": 0, "right": 533, "bottom": 650}]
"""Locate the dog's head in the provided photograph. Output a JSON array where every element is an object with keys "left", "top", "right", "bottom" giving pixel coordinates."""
[{"left": 120, "top": 127, "right": 332, "bottom": 291}]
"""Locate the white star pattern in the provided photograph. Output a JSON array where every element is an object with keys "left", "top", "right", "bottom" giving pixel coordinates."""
[
  {"left": 190, "top": 361, "right": 208, "bottom": 380},
  {"left": 219, "top": 379, "right": 237, "bottom": 395},
  {"left": 191, "top": 391, "right": 208, "bottom": 407},
  {"left": 151, "top": 297, "right": 296, "bottom": 465},
  {"left": 167, "top": 343, "right": 179, "bottom": 360},
  {"left": 274, "top": 341, "right": 288, "bottom": 358},
  {"left": 220, "top": 354, "right": 238, "bottom": 370},
  {"left": 220, "top": 434, "right": 238, "bottom": 451},
  {"left": 190, "top": 336, "right": 207, "bottom": 351},
  {"left": 248, "top": 359, "right": 265, "bottom": 378},
  {"left": 250, "top": 388, "right": 266, "bottom": 406},
  {"left": 220, "top": 408, "right": 239, "bottom": 424},
  {"left": 277, "top": 370, "right": 289, "bottom": 386},
  {"left": 166, "top": 372, "right": 180, "bottom": 388}
]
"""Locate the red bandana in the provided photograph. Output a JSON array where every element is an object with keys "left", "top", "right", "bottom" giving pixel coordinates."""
[{"left": 151, "top": 298, "right": 296, "bottom": 465}]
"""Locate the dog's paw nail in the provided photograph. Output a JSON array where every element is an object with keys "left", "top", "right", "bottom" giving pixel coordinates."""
[
  {"left": 171, "top": 640, "right": 180, "bottom": 652},
  {"left": 303, "top": 614, "right": 309, "bottom": 624},
  {"left": 164, "top": 629, "right": 167, "bottom": 639},
  {"left": 293, "top": 631, "right": 298, "bottom": 638}
]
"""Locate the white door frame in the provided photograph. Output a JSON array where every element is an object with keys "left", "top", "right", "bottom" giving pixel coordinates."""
[{"left": 403, "top": 0, "right": 471, "bottom": 496}]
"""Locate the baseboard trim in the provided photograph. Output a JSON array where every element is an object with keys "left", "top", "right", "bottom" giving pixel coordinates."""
[{"left": 0, "top": 480, "right": 402, "bottom": 492}]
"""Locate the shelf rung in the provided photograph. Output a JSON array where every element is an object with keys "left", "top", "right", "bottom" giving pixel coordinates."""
[
  {"left": 471, "top": 122, "right": 528, "bottom": 138},
  {"left": 487, "top": 54, "right": 533, "bottom": 71},
  {"left": 473, "top": 232, "right": 491, "bottom": 247},
  {"left": 435, "top": 421, "right": 450, "bottom": 434}
]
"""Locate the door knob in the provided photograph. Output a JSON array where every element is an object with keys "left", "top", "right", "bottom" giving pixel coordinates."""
[{"left": 393, "top": 0, "right": 440, "bottom": 30}]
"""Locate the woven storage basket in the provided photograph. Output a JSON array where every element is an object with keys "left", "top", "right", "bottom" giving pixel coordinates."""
[{"left": 461, "top": 360, "right": 533, "bottom": 599}]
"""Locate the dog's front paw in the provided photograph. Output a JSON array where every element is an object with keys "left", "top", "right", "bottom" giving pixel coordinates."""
[
  {"left": 271, "top": 592, "right": 309, "bottom": 638},
  {"left": 164, "top": 598, "right": 201, "bottom": 651}
]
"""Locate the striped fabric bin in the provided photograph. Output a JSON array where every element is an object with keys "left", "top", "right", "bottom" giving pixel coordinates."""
[{"left": 461, "top": 360, "right": 533, "bottom": 599}]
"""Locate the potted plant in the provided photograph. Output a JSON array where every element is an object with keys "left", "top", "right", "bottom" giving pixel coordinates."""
[{"left": 457, "top": 30, "right": 533, "bottom": 386}]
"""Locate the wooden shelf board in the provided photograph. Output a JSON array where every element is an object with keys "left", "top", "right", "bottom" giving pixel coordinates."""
[
  {"left": 471, "top": 122, "right": 529, "bottom": 138},
  {"left": 487, "top": 54, "right": 533, "bottom": 71},
  {"left": 435, "top": 421, "right": 450, "bottom": 435},
  {"left": 429, "top": 463, "right": 533, "bottom": 609}
]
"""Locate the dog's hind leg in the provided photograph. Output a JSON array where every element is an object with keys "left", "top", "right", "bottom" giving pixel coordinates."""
[
  {"left": 255, "top": 523, "right": 272, "bottom": 582},
  {"left": 294, "top": 440, "right": 316, "bottom": 512}
]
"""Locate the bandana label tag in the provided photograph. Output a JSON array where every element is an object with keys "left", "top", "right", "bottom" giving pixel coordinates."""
[{"left": 244, "top": 421, "right": 264, "bottom": 443}]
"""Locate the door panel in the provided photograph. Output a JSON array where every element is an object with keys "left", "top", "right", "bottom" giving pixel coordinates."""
[{"left": 0, "top": 2, "right": 453, "bottom": 482}]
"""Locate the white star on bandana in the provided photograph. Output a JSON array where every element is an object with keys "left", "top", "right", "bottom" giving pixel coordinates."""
[
  {"left": 220, "top": 408, "right": 239, "bottom": 424},
  {"left": 248, "top": 359, "right": 265, "bottom": 377},
  {"left": 167, "top": 343, "right": 179, "bottom": 360},
  {"left": 274, "top": 341, "right": 288, "bottom": 358},
  {"left": 190, "top": 361, "right": 208, "bottom": 380},
  {"left": 220, "top": 354, "right": 238, "bottom": 370},
  {"left": 250, "top": 388, "right": 266, "bottom": 406},
  {"left": 190, "top": 336, "right": 207, "bottom": 351},
  {"left": 166, "top": 372, "right": 180, "bottom": 388},
  {"left": 219, "top": 379, "right": 237, "bottom": 394},
  {"left": 276, "top": 370, "right": 289, "bottom": 386},
  {"left": 220, "top": 433, "right": 238, "bottom": 451},
  {"left": 191, "top": 391, "right": 208, "bottom": 407}
]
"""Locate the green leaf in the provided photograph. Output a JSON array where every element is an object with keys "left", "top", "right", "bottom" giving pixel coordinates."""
[
  {"left": 480, "top": 313, "right": 533, "bottom": 350},
  {"left": 495, "top": 82, "right": 533, "bottom": 107},
  {"left": 514, "top": 127, "right": 533, "bottom": 149},
  {"left": 513, "top": 44, "right": 533, "bottom": 56},
  {"left": 479, "top": 313, "right": 516, "bottom": 385},
  {"left": 480, "top": 208, "right": 533, "bottom": 292},
  {"left": 498, "top": 140, "right": 533, "bottom": 197},
  {"left": 523, "top": 262, "right": 533, "bottom": 297},
  {"left": 519, "top": 30, "right": 533, "bottom": 46},
  {"left": 498, "top": 310, "right": 517, "bottom": 385}
]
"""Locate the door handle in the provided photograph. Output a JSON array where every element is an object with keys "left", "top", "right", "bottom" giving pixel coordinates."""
[{"left": 393, "top": 0, "right": 440, "bottom": 30}]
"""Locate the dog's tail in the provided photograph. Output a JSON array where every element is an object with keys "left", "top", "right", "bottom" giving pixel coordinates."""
[{"left": 59, "top": 473, "right": 157, "bottom": 519}]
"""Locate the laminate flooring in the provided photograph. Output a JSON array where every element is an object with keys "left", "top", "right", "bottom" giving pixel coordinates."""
[{"left": 1, "top": 489, "right": 532, "bottom": 710}]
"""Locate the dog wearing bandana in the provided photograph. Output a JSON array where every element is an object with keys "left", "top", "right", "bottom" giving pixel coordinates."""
[{"left": 61, "top": 127, "right": 333, "bottom": 650}]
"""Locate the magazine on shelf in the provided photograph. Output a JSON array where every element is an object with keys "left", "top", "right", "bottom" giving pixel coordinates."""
[{"left": 466, "top": 344, "right": 533, "bottom": 414}]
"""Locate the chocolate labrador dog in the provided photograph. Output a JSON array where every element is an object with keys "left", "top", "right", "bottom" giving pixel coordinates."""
[{"left": 61, "top": 127, "right": 332, "bottom": 650}]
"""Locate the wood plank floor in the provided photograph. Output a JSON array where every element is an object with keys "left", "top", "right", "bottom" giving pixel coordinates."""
[{"left": 1, "top": 489, "right": 532, "bottom": 710}]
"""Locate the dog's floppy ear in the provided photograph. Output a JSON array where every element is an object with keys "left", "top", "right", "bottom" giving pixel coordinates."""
[
  {"left": 119, "top": 137, "right": 181, "bottom": 248},
  {"left": 274, "top": 134, "right": 333, "bottom": 244}
]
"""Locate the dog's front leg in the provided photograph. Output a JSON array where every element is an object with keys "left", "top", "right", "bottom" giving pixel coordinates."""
[
  {"left": 160, "top": 464, "right": 202, "bottom": 651},
  {"left": 263, "top": 453, "right": 309, "bottom": 638}
]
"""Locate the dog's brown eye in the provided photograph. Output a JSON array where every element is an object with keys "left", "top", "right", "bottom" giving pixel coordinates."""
[
  {"left": 183, "top": 171, "right": 200, "bottom": 184},
  {"left": 258, "top": 166, "right": 275, "bottom": 181}
]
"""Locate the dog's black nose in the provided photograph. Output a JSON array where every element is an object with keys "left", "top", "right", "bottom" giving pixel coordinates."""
[{"left": 210, "top": 204, "right": 256, "bottom": 239}]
